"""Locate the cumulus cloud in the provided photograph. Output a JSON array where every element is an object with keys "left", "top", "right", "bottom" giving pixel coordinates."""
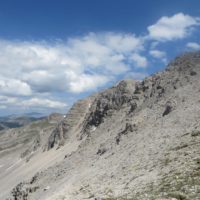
[
  {"left": 65, "top": 71, "right": 110, "bottom": 93},
  {"left": 186, "top": 42, "right": 200, "bottom": 50},
  {"left": 0, "top": 94, "right": 67, "bottom": 114},
  {"left": 0, "top": 105, "right": 6, "bottom": 109},
  {"left": 0, "top": 78, "right": 32, "bottom": 96},
  {"left": 148, "top": 13, "right": 200, "bottom": 41},
  {"left": 104, "top": 32, "right": 143, "bottom": 53},
  {"left": 149, "top": 50, "right": 167, "bottom": 63},
  {"left": 125, "top": 72, "right": 148, "bottom": 80},
  {"left": 0, "top": 95, "right": 18, "bottom": 105},
  {"left": 131, "top": 53, "right": 148, "bottom": 68},
  {"left": 1, "top": 13, "right": 199, "bottom": 114},
  {"left": 0, "top": 32, "right": 147, "bottom": 113},
  {"left": 0, "top": 95, "right": 17, "bottom": 110},
  {"left": 0, "top": 33, "right": 145, "bottom": 97},
  {"left": 20, "top": 98, "right": 67, "bottom": 109}
]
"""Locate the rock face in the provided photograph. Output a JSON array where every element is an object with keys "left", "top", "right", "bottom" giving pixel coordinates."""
[
  {"left": 47, "top": 113, "right": 64, "bottom": 124},
  {"left": 47, "top": 97, "right": 96, "bottom": 149},
  {"left": 1, "top": 52, "right": 200, "bottom": 200}
]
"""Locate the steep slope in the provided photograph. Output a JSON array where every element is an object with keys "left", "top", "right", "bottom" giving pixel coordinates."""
[
  {"left": 0, "top": 115, "right": 64, "bottom": 199},
  {"left": 1, "top": 52, "right": 200, "bottom": 200}
]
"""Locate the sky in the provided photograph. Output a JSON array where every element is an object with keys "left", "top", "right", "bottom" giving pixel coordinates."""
[{"left": 0, "top": 0, "right": 200, "bottom": 116}]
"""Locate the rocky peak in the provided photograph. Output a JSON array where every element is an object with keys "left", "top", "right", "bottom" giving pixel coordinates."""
[
  {"left": 47, "top": 113, "right": 64, "bottom": 124},
  {"left": 167, "top": 51, "right": 200, "bottom": 74},
  {"left": 47, "top": 52, "right": 200, "bottom": 149},
  {"left": 47, "top": 97, "right": 96, "bottom": 149}
]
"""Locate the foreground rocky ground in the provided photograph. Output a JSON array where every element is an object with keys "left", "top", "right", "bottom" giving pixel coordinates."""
[{"left": 0, "top": 52, "right": 200, "bottom": 200}]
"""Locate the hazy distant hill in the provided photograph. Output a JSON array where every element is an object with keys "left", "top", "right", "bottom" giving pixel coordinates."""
[{"left": 0, "top": 114, "right": 44, "bottom": 131}]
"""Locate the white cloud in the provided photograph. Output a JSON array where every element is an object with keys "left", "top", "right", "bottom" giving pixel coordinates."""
[
  {"left": 22, "top": 70, "right": 67, "bottom": 93},
  {"left": 0, "top": 95, "right": 18, "bottom": 104},
  {"left": 104, "top": 32, "right": 143, "bottom": 53},
  {"left": 0, "top": 105, "right": 6, "bottom": 109},
  {"left": 1, "top": 12, "right": 199, "bottom": 114},
  {"left": 150, "top": 41, "right": 159, "bottom": 49},
  {"left": 131, "top": 53, "right": 148, "bottom": 68},
  {"left": 0, "top": 33, "right": 144, "bottom": 97},
  {"left": 186, "top": 42, "right": 200, "bottom": 50},
  {"left": 0, "top": 94, "right": 67, "bottom": 114},
  {"left": 124, "top": 72, "right": 148, "bottom": 80},
  {"left": 149, "top": 50, "right": 165, "bottom": 58},
  {"left": 0, "top": 78, "right": 32, "bottom": 96},
  {"left": 0, "top": 33, "right": 146, "bottom": 113},
  {"left": 20, "top": 98, "right": 67, "bottom": 109},
  {"left": 0, "top": 95, "right": 17, "bottom": 110},
  {"left": 149, "top": 50, "right": 167, "bottom": 63},
  {"left": 65, "top": 71, "right": 110, "bottom": 93},
  {"left": 148, "top": 13, "right": 200, "bottom": 41}
]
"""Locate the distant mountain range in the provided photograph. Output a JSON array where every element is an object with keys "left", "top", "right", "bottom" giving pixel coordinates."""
[{"left": 0, "top": 113, "right": 45, "bottom": 131}]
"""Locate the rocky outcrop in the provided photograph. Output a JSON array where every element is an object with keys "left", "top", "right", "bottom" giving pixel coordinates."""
[
  {"left": 47, "top": 80, "right": 138, "bottom": 146},
  {"left": 9, "top": 174, "right": 40, "bottom": 200},
  {"left": 47, "top": 97, "right": 96, "bottom": 149},
  {"left": 47, "top": 52, "right": 200, "bottom": 149},
  {"left": 80, "top": 80, "right": 137, "bottom": 138},
  {"left": 47, "top": 113, "right": 64, "bottom": 124}
]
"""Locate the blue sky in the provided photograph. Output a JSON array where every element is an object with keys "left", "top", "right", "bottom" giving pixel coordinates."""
[{"left": 0, "top": 0, "right": 200, "bottom": 116}]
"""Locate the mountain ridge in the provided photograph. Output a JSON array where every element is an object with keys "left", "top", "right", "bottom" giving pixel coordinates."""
[{"left": 0, "top": 52, "right": 200, "bottom": 200}]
